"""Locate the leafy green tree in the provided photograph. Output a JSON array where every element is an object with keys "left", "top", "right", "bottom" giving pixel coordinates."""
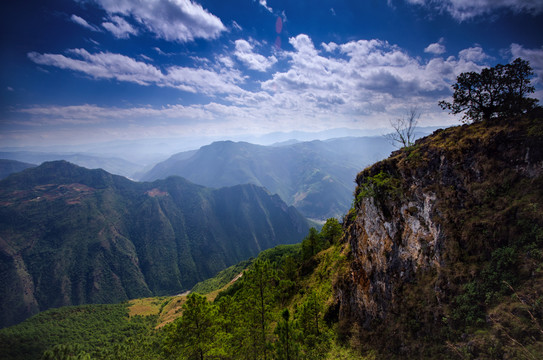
[
  {"left": 164, "top": 293, "right": 219, "bottom": 360},
  {"left": 320, "top": 218, "right": 343, "bottom": 246},
  {"left": 439, "top": 58, "right": 537, "bottom": 122}
]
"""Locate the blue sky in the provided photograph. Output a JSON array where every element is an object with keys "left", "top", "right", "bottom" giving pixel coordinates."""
[{"left": 1, "top": 0, "right": 542, "bottom": 148}]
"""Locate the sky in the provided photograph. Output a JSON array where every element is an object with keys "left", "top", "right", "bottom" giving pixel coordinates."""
[{"left": 1, "top": 0, "right": 542, "bottom": 150}]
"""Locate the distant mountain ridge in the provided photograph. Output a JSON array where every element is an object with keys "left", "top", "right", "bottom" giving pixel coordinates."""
[
  {"left": 0, "top": 151, "right": 142, "bottom": 178},
  {"left": 140, "top": 136, "right": 398, "bottom": 219},
  {"left": 0, "top": 159, "right": 36, "bottom": 179},
  {"left": 0, "top": 161, "right": 309, "bottom": 328}
]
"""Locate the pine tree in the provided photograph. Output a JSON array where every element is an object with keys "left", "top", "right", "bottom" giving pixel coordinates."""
[
  {"left": 240, "top": 259, "right": 277, "bottom": 360},
  {"left": 301, "top": 228, "right": 321, "bottom": 260},
  {"left": 274, "top": 309, "right": 300, "bottom": 360},
  {"left": 164, "top": 293, "right": 219, "bottom": 360}
]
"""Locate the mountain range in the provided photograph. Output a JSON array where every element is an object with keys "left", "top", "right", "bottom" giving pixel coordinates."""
[
  {"left": 140, "top": 136, "right": 398, "bottom": 219},
  {"left": 0, "top": 161, "right": 309, "bottom": 328},
  {"left": 0, "top": 152, "right": 141, "bottom": 179},
  {"left": 1, "top": 115, "right": 542, "bottom": 359}
]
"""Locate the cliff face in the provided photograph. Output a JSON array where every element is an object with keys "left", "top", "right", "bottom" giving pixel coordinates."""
[
  {"left": 338, "top": 183, "right": 443, "bottom": 327},
  {"left": 335, "top": 115, "right": 543, "bottom": 356}
]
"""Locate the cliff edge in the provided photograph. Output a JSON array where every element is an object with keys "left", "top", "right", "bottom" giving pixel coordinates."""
[{"left": 335, "top": 113, "right": 543, "bottom": 358}]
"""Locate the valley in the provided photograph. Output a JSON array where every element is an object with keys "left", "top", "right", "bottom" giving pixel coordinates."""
[
  {"left": 0, "top": 161, "right": 309, "bottom": 328},
  {"left": 1, "top": 114, "right": 542, "bottom": 359}
]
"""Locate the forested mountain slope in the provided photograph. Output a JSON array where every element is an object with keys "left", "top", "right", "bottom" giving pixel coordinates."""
[{"left": 0, "top": 161, "right": 309, "bottom": 328}]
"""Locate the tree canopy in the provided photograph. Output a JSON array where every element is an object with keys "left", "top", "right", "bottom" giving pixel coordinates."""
[{"left": 439, "top": 58, "right": 538, "bottom": 122}]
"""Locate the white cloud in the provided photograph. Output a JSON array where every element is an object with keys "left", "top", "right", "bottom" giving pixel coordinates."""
[
  {"left": 234, "top": 40, "right": 277, "bottom": 72},
  {"left": 424, "top": 39, "right": 446, "bottom": 55},
  {"left": 405, "top": 0, "right": 543, "bottom": 21},
  {"left": 458, "top": 46, "right": 489, "bottom": 62},
  {"left": 164, "top": 66, "right": 245, "bottom": 95},
  {"left": 232, "top": 20, "right": 243, "bottom": 31},
  {"left": 139, "top": 54, "right": 153, "bottom": 62},
  {"left": 92, "top": 0, "right": 226, "bottom": 42},
  {"left": 258, "top": 0, "right": 273, "bottom": 13},
  {"left": 321, "top": 42, "right": 338, "bottom": 52},
  {"left": 70, "top": 14, "right": 100, "bottom": 31},
  {"left": 17, "top": 104, "right": 212, "bottom": 122},
  {"left": 153, "top": 47, "right": 168, "bottom": 56},
  {"left": 25, "top": 34, "right": 505, "bottom": 141},
  {"left": 28, "top": 49, "right": 163, "bottom": 85},
  {"left": 27, "top": 48, "right": 244, "bottom": 95},
  {"left": 510, "top": 44, "right": 543, "bottom": 73},
  {"left": 258, "top": 34, "right": 493, "bottom": 129},
  {"left": 218, "top": 55, "right": 235, "bottom": 68},
  {"left": 510, "top": 43, "right": 543, "bottom": 90},
  {"left": 102, "top": 15, "right": 138, "bottom": 38}
]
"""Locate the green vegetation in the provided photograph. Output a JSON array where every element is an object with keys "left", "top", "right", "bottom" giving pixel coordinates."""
[
  {"left": 0, "top": 220, "right": 356, "bottom": 360},
  {"left": 0, "top": 162, "right": 309, "bottom": 328},
  {"left": 356, "top": 170, "right": 401, "bottom": 205},
  {"left": 190, "top": 259, "right": 251, "bottom": 295},
  {"left": 0, "top": 303, "right": 159, "bottom": 360}
]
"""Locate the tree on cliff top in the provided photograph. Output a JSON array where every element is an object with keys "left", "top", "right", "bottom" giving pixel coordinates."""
[
  {"left": 384, "top": 107, "right": 420, "bottom": 148},
  {"left": 439, "top": 58, "right": 538, "bottom": 122}
]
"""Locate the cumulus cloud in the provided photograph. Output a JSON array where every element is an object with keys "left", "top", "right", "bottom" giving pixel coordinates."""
[
  {"left": 258, "top": 33, "right": 493, "bottom": 129},
  {"left": 424, "top": 39, "right": 446, "bottom": 55},
  {"left": 27, "top": 48, "right": 244, "bottom": 94},
  {"left": 25, "top": 33, "right": 501, "bottom": 137},
  {"left": 234, "top": 40, "right": 277, "bottom": 72},
  {"left": 102, "top": 16, "right": 138, "bottom": 38},
  {"left": 404, "top": 0, "right": 543, "bottom": 21},
  {"left": 70, "top": 14, "right": 100, "bottom": 31},
  {"left": 458, "top": 46, "right": 489, "bottom": 62},
  {"left": 510, "top": 44, "right": 543, "bottom": 93},
  {"left": 164, "top": 66, "right": 244, "bottom": 95},
  {"left": 510, "top": 44, "right": 543, "bottom": 74},
  {"left": 92, "top": 0, "right": 226, "bottom": 42}
]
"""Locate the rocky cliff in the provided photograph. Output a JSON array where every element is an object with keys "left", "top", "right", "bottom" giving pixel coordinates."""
[{"left": 335, "top": 114, "right": 543, "bottom": 357}]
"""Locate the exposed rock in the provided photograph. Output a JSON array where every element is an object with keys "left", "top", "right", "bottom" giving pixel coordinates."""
[{"left": 335, "top": 115, "right": 543, "bottom": 340}]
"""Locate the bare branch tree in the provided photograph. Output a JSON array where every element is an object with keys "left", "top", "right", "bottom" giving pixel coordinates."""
[{"left": 384, "top": 107, "right": 421, "bottom": 148}]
